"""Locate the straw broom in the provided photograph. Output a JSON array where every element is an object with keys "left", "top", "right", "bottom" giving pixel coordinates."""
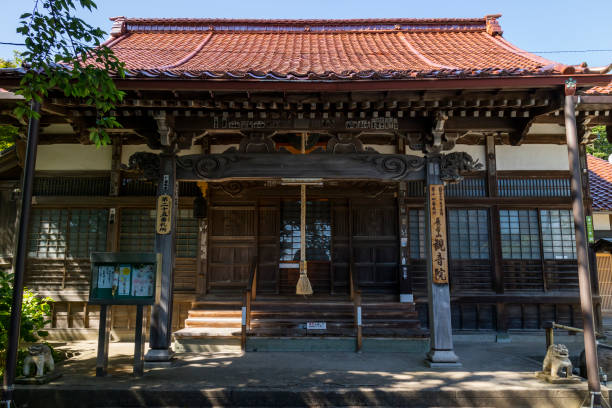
[
  {"left": 296, "top": 134, "right": 313, "bottom": 295},
  {"left": 296, "top": 183, "right": 313, "bottom": 295}
]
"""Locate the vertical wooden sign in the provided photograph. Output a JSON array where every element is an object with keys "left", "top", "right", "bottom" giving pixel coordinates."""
[
  {"left": 156, "top": 194, "right": 172, "bottom": 234},
  {"left": 429, "top": 184, "right": 449, "bottom": 284}
]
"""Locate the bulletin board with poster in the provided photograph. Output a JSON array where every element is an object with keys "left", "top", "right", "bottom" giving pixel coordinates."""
[{"left": 89, "top": 252, "right": 158, "bottom": 305}]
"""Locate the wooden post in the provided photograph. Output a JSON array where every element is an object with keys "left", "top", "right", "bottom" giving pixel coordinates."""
[
  {"left": 133, "top": 305, "right": 145, "bottom": 377},
  {"left": 544, "top": 321, "right": 555, "bottom": 351},
  {"left": 2, "top": 101, "right": 41, "bottom": 404},
  {"left": 145, "top": 153, "right": 178, "bottom": 362},
  {"left": 564, "top": 79, "right": 601, "bottom": 405},
  {"left": 486, "top": 135, "right": 508, "bottom": 340},
  {"left": 355, "top": 290, "right": 362, "bottom": 352},
  {"left": 245, "top": 290, "right": 252, "bottom": 330},
  {"left": 424, "top": 154, "right": 460, "bottom": 366},
  {"left": 241, "top": 304, "right": 247, "bottom": 351},
  {"left": 96, "top": 304, "right": 112, "bottom": 377}
]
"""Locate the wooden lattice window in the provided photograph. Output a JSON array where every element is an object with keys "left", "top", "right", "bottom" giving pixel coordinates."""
[
  {"left": 499, "top": 209, "right": 540, "bottom": 260},
  {"left": 119, "top": 209, "right": 155, "bottom": 252},
  {"left": 448, "top": 209, "right": 490, "bottom": 260},
  {"left": 28, "top": 209, "right": 107, "bottom": 259},
  {"left": 177, "top": 209, "right": 198, "bottom": 258},
  {"left": 67, "top": 210, "right": 109, "bottom": 258},
  {"left": 279, "top": 201, "right": 331, "bottom": 261},
  {"left": 409, "top": 209, "right": 425, "bottom": 260},
  {"left": 540, "top": 209, "right": 576, "bottom": 260}
]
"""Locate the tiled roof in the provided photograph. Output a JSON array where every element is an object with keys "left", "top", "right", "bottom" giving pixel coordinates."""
[
  {"left": 96, "top": 15, "right": 589, "bottom": 81},
  {"left": 588, "top": 154, "right": 612, "bottom": 211},
  {"left": 585, "top": 82, "right": 612, "bottom": 95}
]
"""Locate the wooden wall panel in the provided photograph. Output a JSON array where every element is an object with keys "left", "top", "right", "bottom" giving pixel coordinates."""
[
  {"left": 598, "top": 253, "right": 612, "bottom": 312},
  {"left": 0, "top": 189, "right": 17, "bottom": 261},
  {"left": 257, "top": 202, "right": 280, "bottom": 293},
  {"left": 174, "top": 257, "right": 197, "bottom": 293}
]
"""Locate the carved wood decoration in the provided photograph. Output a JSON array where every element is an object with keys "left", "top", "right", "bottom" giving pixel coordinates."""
[
  {"left": 439, "top": 152, "right": 484, "bottom": 183},
  {"left": 326, "top": 134, "right": 376, "bottom": 154},
  {"left": 175, "top": 153, "right": 425, "bottom": 181},
  {"left": 128, "top": 151, "right": 483, "bottom": 183}
]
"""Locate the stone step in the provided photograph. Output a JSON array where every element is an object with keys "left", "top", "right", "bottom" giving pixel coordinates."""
[{"left": 174, "top": 327, "right": 241, "bottom": 338}]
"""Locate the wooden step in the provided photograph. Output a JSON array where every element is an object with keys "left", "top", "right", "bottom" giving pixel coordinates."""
[
  {"left": 185, "top": 317, "right": 242, "bottom": 328},
  {"left": 188, "top": 310, "right": 242, "bottom": 318}
]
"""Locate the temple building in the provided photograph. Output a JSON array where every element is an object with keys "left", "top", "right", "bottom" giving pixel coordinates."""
[{"left": 0, "top": 15, "right": 611, "bottom": 362}]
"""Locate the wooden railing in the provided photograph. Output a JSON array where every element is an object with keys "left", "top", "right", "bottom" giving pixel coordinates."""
[{"left": 241, "top": 256, "right": 258, "bottom": 351}]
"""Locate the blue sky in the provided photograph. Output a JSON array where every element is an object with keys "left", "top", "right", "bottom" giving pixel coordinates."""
[{"left": 1, "top": 0, "right": 611, "bottom": 67}]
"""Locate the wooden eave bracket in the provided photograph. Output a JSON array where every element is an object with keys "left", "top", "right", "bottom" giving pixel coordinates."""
[{"left": 509, "top": 99, "right": 564, "bottom": 146}]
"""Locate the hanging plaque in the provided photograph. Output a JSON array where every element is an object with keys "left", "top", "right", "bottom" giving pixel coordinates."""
[
  {"left": 429, "top": 184, "right": 449, "bottom": 284},
  {"left": 156, "top": 194, "right": 172, "bottom": 234}
]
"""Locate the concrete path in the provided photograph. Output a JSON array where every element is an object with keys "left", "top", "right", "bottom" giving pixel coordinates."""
[{"left": 14, "top": 337, "right": 609, "bottom": 407}]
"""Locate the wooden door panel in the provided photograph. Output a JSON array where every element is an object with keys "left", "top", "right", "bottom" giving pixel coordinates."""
[
  {"left": 208, "top": 206, "right": 256, "bottom": 291},
  {"left": 351, "top": 199, "right": 399, "bottom": 294},
  {"left": 331, "top": 201, "right": 350, "bottom": 293},
  {"left": 258, "top": 203, "right": 280, "bottom": 293}
]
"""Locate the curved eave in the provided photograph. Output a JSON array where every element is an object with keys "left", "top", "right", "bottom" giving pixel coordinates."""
[{"left": 0, "top": 70, "right": 610, "bottom": 93}]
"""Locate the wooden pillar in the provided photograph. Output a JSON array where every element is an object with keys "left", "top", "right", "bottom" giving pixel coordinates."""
[
  {"left": 145, "top": 153, "right": 178, "bottom": 361},
  {"left": 398, "top": 182, "right": 412, "bottom": 301},
  {"left": 580, "top": 144, "right": 602, "bottom": 330},
  {"left": 424, "top": 154, "right": 460, "bottom": 366},
  {"left": 564, "top": 79, "right": 601, "bottom": 404},
  {"left": 486, "top": 135, "right": 507, "bottom": 337},
  {"left": 110, "top": 137, "right": 122, "bottom": 197}
]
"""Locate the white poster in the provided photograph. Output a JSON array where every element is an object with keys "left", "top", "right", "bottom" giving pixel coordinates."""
[
  {"left": 131, "top": 264, "right": 154, "bottom": 297},
  {"left": 97, "top": 265, "right": 115, "bottom": 289}
]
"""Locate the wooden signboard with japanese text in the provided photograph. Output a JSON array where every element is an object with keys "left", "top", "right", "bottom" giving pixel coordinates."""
[
  {"left": 429, "top": 184, "right": 449, "bottom": 284},
  {"left": 156, "top": 194, "right": 172, "bottom": 234}
]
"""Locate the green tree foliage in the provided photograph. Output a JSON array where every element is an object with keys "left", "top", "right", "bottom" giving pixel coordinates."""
[
  {"left": 0, "top": 51, "right": 24, "bottom": 68},
  {"left": 0, "top": 125, "right": 18, "bottom": 151},
  {"left": 586, "top": 126, "right": 612, "bottom": 160},
  {"left": 0, "top": 270, "right": 53, "bottom": 377},
  {"left": 15, "top": 0, "right": 125, "bottom": 146}
]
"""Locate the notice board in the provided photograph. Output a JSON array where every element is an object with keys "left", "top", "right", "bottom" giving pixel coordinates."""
[{"left": 89, "top": 252, "right": 158, "bottom": 305}]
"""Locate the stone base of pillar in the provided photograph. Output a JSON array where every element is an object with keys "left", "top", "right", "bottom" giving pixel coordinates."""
[
  {"left": 144, "top": 348, "right": 175, "bottom": 362},
  {"left": 425, "top": 349, "right": 461, "bottom": 367},
  {"left": 399, "top": 293, "right": 414, "bottom": 303},
  {"left": 496, "top": 332, "right": 512, "bottom": 343}
]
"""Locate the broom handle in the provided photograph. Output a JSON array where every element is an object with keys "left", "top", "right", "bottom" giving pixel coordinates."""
[{"left": 300, "top": 134, "right": 307, "bottom": 275}]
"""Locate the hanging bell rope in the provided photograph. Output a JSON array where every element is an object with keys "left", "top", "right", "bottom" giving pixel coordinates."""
[{"left": 296, "top": 133, "right": 313, "bottom": 295}]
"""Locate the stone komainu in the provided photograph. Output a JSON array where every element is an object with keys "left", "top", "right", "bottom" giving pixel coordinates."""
[
  {"left": 23, "top": 344, "right": 54, "bottom": 377},
  {"left": 542, "top": 344, "right": 573, "bottom": 378}
]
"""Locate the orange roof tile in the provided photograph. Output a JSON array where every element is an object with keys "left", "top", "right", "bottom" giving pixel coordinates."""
[
  {"left": 585, "top": 82, "right": 612, "bottom": 95},
  {"left": 588, "top": 154, "right": 612, "bottom": 211},
  {"left": 99, "top": 15, "right": 584, "bottom": 81}
]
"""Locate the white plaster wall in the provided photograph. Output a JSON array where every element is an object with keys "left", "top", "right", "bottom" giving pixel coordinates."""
[
  {"left": 405, "top": 147, "right": 424, "bottom": 157},
  {"left": 121, "top": 144, "right": 203, "bottom": 165},
  {"left": 594, "top": 213, "right": 611, "bottom": 231},
  {"left": 495, "top": 144, "right": 569, "bottom": 171},
  {"left": 527, "top": 123, "right": 566, "bottom": 135},
  {"left": 36, "top": 144, "right": 112, "bottom": 171},
  {"left": 365, "top": 144, "right": 396, "bottom": 154}
]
